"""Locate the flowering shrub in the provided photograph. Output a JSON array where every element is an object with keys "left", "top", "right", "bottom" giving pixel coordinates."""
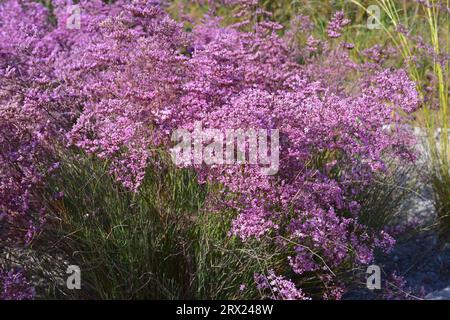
[
  {"left": 255, "top": 270, "right": 310, "bottom": 300},
  {"left": 0, "top": 269, "right": 35, "bottom": 300},
  {"left": 0, "top": 0, "right": 420, "bottom": 299}
]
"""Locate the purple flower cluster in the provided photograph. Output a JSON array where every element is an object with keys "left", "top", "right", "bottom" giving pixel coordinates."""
[
  {"left": 0, "top": 269, "right": 35, "bottom": 300},
  {"left": 0, "top": 0, "right": 62, "bottom": 246},
  {"left": 0, "top": 0, "right": 420, "bottom": 299},
  {"left": 255, "top": 270, "right": 310, "bottom": 300},
  {"left": 327, "top": 10, "right": 351, "bottom": 39}
]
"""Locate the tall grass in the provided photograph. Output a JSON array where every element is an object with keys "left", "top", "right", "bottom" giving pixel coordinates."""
[{"left": 38, "top": 150, "right": 284, "bottom": 299}]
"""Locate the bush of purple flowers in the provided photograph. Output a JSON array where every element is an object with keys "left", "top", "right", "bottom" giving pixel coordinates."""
[{"left": 0, "top": 0, "right": 420, "bottom": 299}]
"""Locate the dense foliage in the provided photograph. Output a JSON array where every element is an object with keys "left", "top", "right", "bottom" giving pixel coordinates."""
[{"left": 0, "top": 0, "right": 421, "bottom": 299}]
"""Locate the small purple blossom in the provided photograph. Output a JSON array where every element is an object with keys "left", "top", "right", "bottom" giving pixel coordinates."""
[{"left": 255, "top": 270, "right": 310, "bottom": 300}]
